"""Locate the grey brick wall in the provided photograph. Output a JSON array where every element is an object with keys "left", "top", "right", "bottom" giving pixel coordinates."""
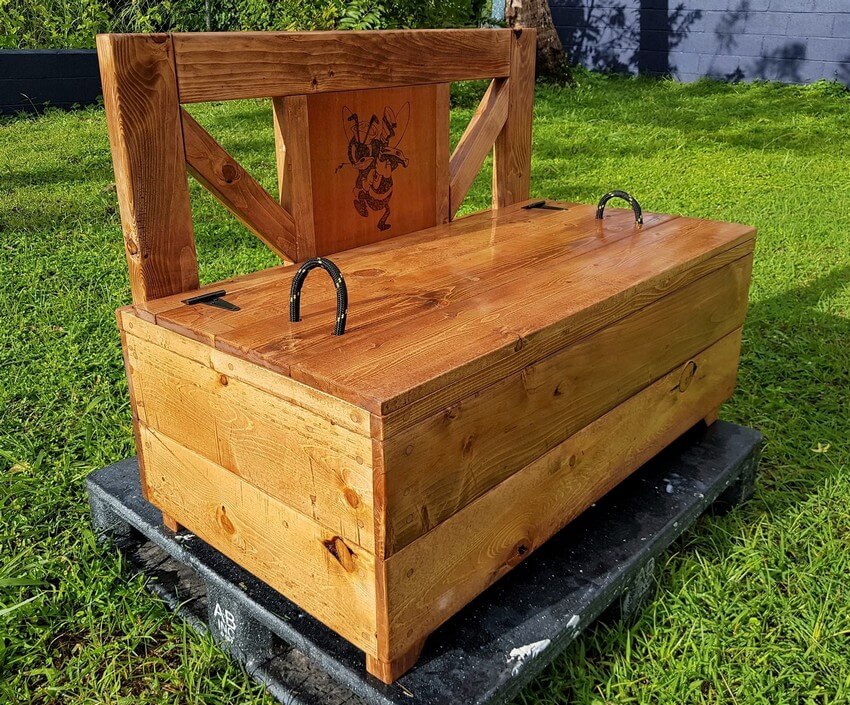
[{"left": 550, "top": 0, "right": 850, "bottom": 84}]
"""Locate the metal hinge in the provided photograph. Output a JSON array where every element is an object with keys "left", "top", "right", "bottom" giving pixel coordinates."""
[
  {"left": 181, "top": 289, "right": 240, "bottom": 311},
  {"left": 522, "top": 200, "right": 568, "bottom": 211}
]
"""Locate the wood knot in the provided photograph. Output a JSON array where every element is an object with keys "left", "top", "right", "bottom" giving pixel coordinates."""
[
  {"left": 220, "top": 162, "right": 239, "bottom": 184},
  {"left": 514, "top": 337, "right": 526, "bottom": 353},
  {"left": 461, "top": 434, "right": 476, "bottom": 458},
  {"left": 678, "top": 361, "right": 697, "bottom": 393},
  {"left": 218, "top": 374, "right": 229, "bottom": 386},
  {"left": 344, "top": 488, "right": 360, "bottom": 509},
  {"left": 322, "top": 536, "right": 356, "bottom": 573},
  {"left": 217, "top": 505, "right": 235, "bottom": 535},
  {"left": 507, "top": 539, "right": 532, "bottom": 568}
]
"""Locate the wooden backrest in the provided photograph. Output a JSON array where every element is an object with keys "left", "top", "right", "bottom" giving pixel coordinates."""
[{"left": 96, "top": 29, "right": 535, "bottom": 304}]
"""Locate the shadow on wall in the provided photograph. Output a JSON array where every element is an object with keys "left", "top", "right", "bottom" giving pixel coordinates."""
[
  {"left": 555, "top": 0, "right": 702, "bottom": 75},
  {"left": 555, "top": 0, "right": 849, "bottom": 85},
  {"left": 703, "top": 1, "right": 811, "bottom": 83}
]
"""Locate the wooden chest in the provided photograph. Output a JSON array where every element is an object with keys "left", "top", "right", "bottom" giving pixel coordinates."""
[
  {"left": 99, "top": 29, "right": 755, "bottom": 682},
  {"left": 118, "top": 200, "right": 754, "bottom": 680}
]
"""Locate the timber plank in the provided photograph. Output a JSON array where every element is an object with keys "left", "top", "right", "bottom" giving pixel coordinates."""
[
  {"left": 435, "top": 83, "right": 451, "bottom": 224},
  {"left": 381, "top": 330, "right": 743, "bottom": 658},
  {"left": 282, "top": 220, "right": 754, "bottom": 414},
  {"left": 96, "top": 33, "right": 198, "bottom": 303},
  {"left": 140, "top": 425, "right": 378, "bottom": 654},
  {"left": 118, "top": 310, "right": 372, "bottom": 437},
  {"left": 140, "top": 205, "right": 754, "bottom": 416},
  {"left": 380, "top": 255, "right": 753, "bottom": 554},
  {"left": 276, "top": 95, "right": 317, "bottom": 261},
  {"left": 181, "top": 108, "right": 297, "bottom": 262},
  {"left": 134, "top": 200, "right": 556, "bottom": 323},
  {"left": 303, "top": 85, "right": 441, "bottom": 254},
  {"left": 125, "top": 332, "right": 374, "bottom": 551},
  {"left": 172, "top": 30, "right": 512, "bottom": 103},
  {"left": 492, "top": 29, "right": 535, "bottom": 208},
  {"left": 449, "top": 78, "right": 509, "bottom": 217}
]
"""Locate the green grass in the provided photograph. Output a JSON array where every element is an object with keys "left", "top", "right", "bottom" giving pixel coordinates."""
[{"left": 1, "top": 72, "right": 849, "bottom": 704}]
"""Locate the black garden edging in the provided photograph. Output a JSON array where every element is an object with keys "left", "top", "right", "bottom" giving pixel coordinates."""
[{"left": 0, "top": 49, "right": 101, "bottom": 115}]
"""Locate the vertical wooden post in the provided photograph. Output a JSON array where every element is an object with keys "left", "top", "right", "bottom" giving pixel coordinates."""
[
  {"left": 435, "top": 83, "right": 451, "bottom": 224},
  {"left": 272, "top": 97, "right": 288, "bottom": 204},
  {"left": 273, "top": 96, "right": 316, "bottom": 261},
  {"left": 96, "top": 34, "right": 198, "bottom": 303},
  {"left": 492, "top": 28, "right": 536, "bottom": 209}
]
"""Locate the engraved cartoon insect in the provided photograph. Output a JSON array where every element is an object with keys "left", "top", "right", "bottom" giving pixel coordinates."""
[{"left": 336, "top": 103, "right": 410, "bottom": 231}]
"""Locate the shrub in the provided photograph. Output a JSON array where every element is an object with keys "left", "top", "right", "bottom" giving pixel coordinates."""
[{"left": 0, "top": 0, "right": 490, "bottom": 48}]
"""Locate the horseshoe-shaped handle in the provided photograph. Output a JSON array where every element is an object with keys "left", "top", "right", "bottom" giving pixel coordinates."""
[
  {"left": 289, "top": 257, "right": 348, "bottom": 336},
  {"left": 595, "top": 190, "right": 643, "bottom": 225}
]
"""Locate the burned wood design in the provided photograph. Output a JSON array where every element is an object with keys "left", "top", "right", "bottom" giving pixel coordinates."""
[{"left": 337, "top": 103, "right": 410, "bottom": 231}]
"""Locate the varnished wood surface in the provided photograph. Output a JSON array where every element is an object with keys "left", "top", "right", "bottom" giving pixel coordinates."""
[
  {"left": 97, "top": 33, "right": 198, "bottom": 303},
  {"left": 141, "top": 424, "right": 378, "bottom": 654},
  {"left": 118, "top": 309, "right": 372, "bottom": 436},
  {"left": 492, "top": 29, "right": 535, "bottom": 209},
  {"left": 171, "top": 30, "right": 512, "bottom": 103},
  {"left": 381, "top": 330, "right": 743, "bottom": 659},
  {"left": 380, "top": 255, "right": 753, "bottom": 554},
  {"left": 302, "top": 85, "right": 442, "bottom": 254},
  {"left": 449, "top": 78, "right": 509, "bottom": 218},
  {"left": 275, "top": 95, "right": 317, "bottom": 261},
  {"left": 139, "top": 203, "right": 755, "bottom": 415},
  {"left": 125, "top": 328, "right": 375, "bottom": 550},
  {"left": 181, "top": 108, "right": 297, "bottom": 263}
]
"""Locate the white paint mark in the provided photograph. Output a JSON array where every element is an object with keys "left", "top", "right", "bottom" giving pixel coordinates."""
[
  {"left": 567, "top": 614, "right": 580, "bottom": 629},
  {"left": 213, "top": 602, "right": 237, "bottom": 643},
  {"left": 507, "top": 639, "right": 551, "bottom": 676},
  {"left": 666, "top": 483, "right": 674, "bottom": 494}
]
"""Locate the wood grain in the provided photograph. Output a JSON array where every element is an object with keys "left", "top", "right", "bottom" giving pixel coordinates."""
[
  {"left": 181, "top": 108, "right": 297, "bottom": 263},
  {"left": 186, "top": 208, "right": 675, "bottom": 360},
  {"left": 380, "top": 255, "right": 753, "bottom": 554},
  {"left": 141, "top": 424, "right": 378, "bottom": 654},
  {"left": 281, "top": 220, "right": 754, "bottom": 415},
  {"left": 172, "top": 30, "right": 512, "bottom": 103},
  {"left": 125, "top": 331, "right": 375, "bottom": 551},
  {"left": 97, "top": 33, "right": 198, "bottom": 303},
  {"left": 435, "top": 83, "right": 451, "bottom": 224},
  {"left": 303, "top": 85, "right": 440, "bottom": 254},
  {"left": 118, "top": 309, "right": 372, "bottom": 437},
  {"left": 275, "top": 95, "right": 317, "bottom": 261},
  {"left": 139, "top": 205, "right": 755, "bottom": 416},
  {"left": 449, "top": 78, "right": 509, "bottom": 218},
  {"left": 381, "top": 330, "right": 743, "bottom": 659},
  {"left": 492, "top": 29, "right": 535, "bottom": 209}
]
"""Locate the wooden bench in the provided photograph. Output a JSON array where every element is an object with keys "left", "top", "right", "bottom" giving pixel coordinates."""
[{"left": 99, "top": 29, "right": 756, "bottom": 683}]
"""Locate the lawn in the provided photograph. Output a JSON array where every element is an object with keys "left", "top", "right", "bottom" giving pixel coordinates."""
[{"left": 1, "top": 72, "right": 849, "bottom": 704}]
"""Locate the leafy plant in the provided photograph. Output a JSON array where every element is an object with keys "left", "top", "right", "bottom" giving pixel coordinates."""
[{"left": 1, "top": 0, "right": 490, "bottom": 47}]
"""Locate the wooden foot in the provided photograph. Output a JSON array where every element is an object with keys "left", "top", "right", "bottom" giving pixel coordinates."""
[
  {"left": 366, "top": 638, "right": 426, "bottom": 684},
  {"left": 703, "top": 406, "right": 721, "bottom": 427},
  {"left": 162, "top": 512, "right": 182, "bottom": 533}
]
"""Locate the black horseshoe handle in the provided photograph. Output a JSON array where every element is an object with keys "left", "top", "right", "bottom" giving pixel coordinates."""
[
  {"left": 595, "top": 190, "right": 643, "bottom": 225},
  {"left": 289, "top": 257, "right": 348, "bottom": 336}
]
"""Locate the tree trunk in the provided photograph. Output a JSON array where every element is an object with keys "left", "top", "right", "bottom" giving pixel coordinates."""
[{"left": 504, "top": 0, "right": 568, "bottom": 80}]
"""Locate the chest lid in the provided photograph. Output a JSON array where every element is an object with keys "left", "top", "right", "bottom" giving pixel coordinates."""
[{"left": 133, "top": 201, "right": 755, "bottom": 417}]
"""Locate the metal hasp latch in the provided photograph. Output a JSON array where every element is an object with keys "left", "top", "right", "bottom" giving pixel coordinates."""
[
  {"left": 522, "top": 200, "right": 569, "bottom": 211},
  {"left": 181, "top": 290, "right": 241, "bottom": 311},
  {"left": 289, "top": 257, "right": 349, "bottom": 336}
]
